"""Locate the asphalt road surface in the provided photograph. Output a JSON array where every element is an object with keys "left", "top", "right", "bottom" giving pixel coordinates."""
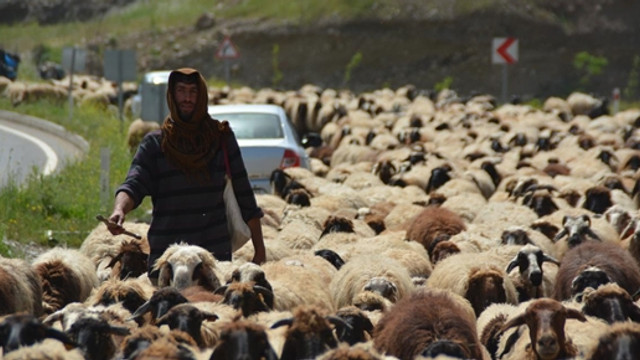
[{"left": 0, "top": 116, "right": 85, "bottom": 188}]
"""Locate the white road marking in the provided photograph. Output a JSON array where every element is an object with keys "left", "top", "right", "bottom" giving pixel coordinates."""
[{"left": 0, "top": 123, "right": 58, "bottom": 175}]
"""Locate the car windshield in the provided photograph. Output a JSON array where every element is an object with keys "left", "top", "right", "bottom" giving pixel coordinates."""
[{"left": 211, "top": 112, "right": 284, "bottom": 139}]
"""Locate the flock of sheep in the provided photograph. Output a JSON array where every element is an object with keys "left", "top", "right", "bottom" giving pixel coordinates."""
[{"left": 2, "top": 73, "right": 640, "bottom": 359}]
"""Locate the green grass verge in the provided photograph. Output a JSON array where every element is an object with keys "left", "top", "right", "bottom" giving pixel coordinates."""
[{"left": 0, "top": 98, "right": 151, "bottom": 256}]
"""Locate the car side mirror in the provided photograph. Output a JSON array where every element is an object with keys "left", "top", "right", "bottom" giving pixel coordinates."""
[{"left": 301, "top": 132, "right": 323, "bottom": 148}]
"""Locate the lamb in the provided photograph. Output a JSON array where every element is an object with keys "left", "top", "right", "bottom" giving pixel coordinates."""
[
  {"left": 153, "top": 242, "right": 223, "bottom": 291},
  {"left": 405, "top": 205, "right": 466, "bottom": 255},
  {"left": 426, "top": 251, "right": 519, "bottom": 316},
  {"left": 32, "top": 247, "right": 99, "bottom": 314},
  {"left": 0, "top": 256, "right": 43, "bottom": 316},
  {"left": 373, "top": 288, "right": 488, "bottom": 360},
  {"left": 553, "top": 241, "right": 640, "bottom": 301}
]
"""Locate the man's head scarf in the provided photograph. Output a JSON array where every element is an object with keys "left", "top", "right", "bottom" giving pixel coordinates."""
[{"left": 161, "top": 68, "right": 228, "bottom": 179}]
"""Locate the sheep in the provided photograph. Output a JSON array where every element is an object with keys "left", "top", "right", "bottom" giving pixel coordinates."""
[
  {"left": 502, "top": 244, "right": 560, "bottom": 301},
  {"left": 0, "top": 257, "right": 43, "bottom": 316},
  {"left": 581, "top": 282, "right": 640, "bottom": 324},
  {"left": 426, "top": 251, "right": 519, "bottom": 316},
  {"left": 155, "top": 303, "right": 220, "bottom": 348},
  {"left": 107, "top": 239, "right": 150, "bottom": 281},
  {"left": 405, "top": 205, "right": 466, "bottom": 254},
  {"left": 64, "top": 315, "right": 131, "bottom": 360},
  {"left": 84, "top": 277, "right": 154, "bottom": 316},
  {"left": 32, "top": 247, "right": 99, "bottom": 314},
  {"left": 210, "top": 319, "right": 278, "bottom": 360},
  {"left": 373, "top": 288, "right": 488, "bottom": 360},
  {"left": 567, "top": 92, "right": 609, "bottom": 118},
  {"left": 496, "top": 298, "right": 609, "bottom": 360},
  {"left": 128, "top": 286, "right": 190, "bottom": 325},
  {"left": 80, "top": 221, "right": 149, "bottom": 282},
  {"left": 261, "top": 258, "right": 336, "bottom": 312},
  {"left": 329, "top": 254, "right": 414, "bottom": 310},
  {"left": 214, "top": 281, "right": 274, "bottom": 317},
  {"left": 553, "top": 241, "right": 640, "bottom": 301},
  {"left": 120, "top": 325, "right": 196, "bottom": 360},
  {"left": 316, "top": 342, "right": 390, "bottom": 360},
  {"left": 270, "top": 305, "right": 344, "bottom": 360},
  {"left": 476, "top": 302, "right": 521, "bottom": 359},
  {"left": 585, "top": 321, "right": 640, "bottom": 360},
  {"left": 126, "top": 334, "right": 199, "bottom": 360},
  {"left": 0, "top": 313, "right": 76, "bottom": 355},
  {"left": 332, "top": 306, "right": 374, "bottom": 346},
  {"left": 154, "top": 242, "right": 223, "bottom": 291}
]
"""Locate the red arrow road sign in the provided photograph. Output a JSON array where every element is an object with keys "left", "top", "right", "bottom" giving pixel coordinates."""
[{"left": 492, "top": 37, "right": 518, "bottom": 65}]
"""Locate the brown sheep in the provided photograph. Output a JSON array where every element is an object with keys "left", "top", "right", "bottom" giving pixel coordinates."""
[
  {"left": 373, "top": 288, "right": 487, "bottom": 360},
  {"left": 210, "top": 320, "right": 278, "bottom": 359},
  {"left": 406, "top": 205, "right": 466, "bottom": 254},
  {"left": 553, "top": 241, "right": 640, "bottom": 301},
  {"left": 0, "top": 257, "right": 43, "bottom": 317},
  {"left": 581, "top": 282, "right": 640, "bottom": 324},
  {"left": 586, "top": 321, "right": 640, "bottom": 360}
]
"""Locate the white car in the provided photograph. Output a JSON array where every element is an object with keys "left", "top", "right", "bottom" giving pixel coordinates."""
[{"left": 208, "top": 104, "right": 318, "bottom": 194}]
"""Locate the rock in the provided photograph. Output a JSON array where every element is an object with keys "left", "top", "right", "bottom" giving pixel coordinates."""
[{"left": 195, "top": 12, "right": 216, "bottom": 31}]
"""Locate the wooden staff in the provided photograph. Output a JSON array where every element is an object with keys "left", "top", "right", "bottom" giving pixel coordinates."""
[{"left": 95, "top": 215, "right": 142, "bottom": 240}]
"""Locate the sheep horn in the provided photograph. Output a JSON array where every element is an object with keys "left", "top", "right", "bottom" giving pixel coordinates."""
[
  {"left": 553, "top": 228, "right": 568, "bottom": 242},
  {"left": 633, "top": 288, "right": 640, "bottom": 302},
  {"left": 42, "top": 311, "right": 64, "bottom": 327},
  {"left": 270, "top": 318, "right": 294, "bottom": 329},
  {"left": 107, "top": 253, "right": 124, "bottom": 269}
]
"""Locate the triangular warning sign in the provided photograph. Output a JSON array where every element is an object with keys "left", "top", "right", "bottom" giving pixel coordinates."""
[{"left": 216, "top": 37, "right": 239, "bottom": 59}]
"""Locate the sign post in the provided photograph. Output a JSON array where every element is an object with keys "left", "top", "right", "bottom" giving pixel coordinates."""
[
  {"left": 104, "top": 49, "right": 137, "bottom": 131},
  {"left": 62, "top": 47, "right": 86, "bottom": 121},
  {"left": 492, "top": 37, "right": 518, "bottom": 104},
  {"left": 215, "top": 36, "right": 240, "bottom": 86}
]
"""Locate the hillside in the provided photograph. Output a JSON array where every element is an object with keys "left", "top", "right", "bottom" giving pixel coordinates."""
[{"left": 2, "top": 0, "right": 640, "bottom": 100}]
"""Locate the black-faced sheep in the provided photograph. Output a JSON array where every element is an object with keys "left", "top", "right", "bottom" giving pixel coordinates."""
[
  {"left": 107, "top": 239, "right": 150, "bottom": 281},
  {"left": 505, "top": 244, "right": 560, "bottom": 301},
  {"left": 405, "top": 205, "right": 466, "bottom": 255},
  {"left": 129, "top": 286, "right": 189, "bottom": 324},
  {"left": 0, "top": 257, "right": 43, "bottom": 317},
  {"left": 32, "top": 247, "right": 99, "bottom": 314},
  {"left": 155, "top": 303, "right": 219, "bottom": 348},
  {"left": 586, "top": 321, "right": 640, "bottom": 360},
  {"left": 214, "top": 282, "right": 274, "bottom": 317},
  {"left": 333, "top": 306, "right": 374, "bottom": 345},
  {"left": 120, "top": 325, "right": 197, "bottom": 360},
  {"left": 154, "top": 242, "right": 222, "bottom": 291},
  {"left": 270, "top": 305, "right": 344, "bottom": 360},
  {"left": 553, "top": 241, "right": 640, "bottom": 301},
  {"left": 580, "top": 282, "right": 640, "bottom": 324},
  {"left": 373, "top": 288, "right": 487, "bottom": 360},
  {"left": 64, "top": 316, "right": 131, "bottom": 360},
  {"left": 0, "top": 313, "right": 76, "bottom": 355},
  {"left": 210, "top": 320, "right": 278, "bottom": 360}
]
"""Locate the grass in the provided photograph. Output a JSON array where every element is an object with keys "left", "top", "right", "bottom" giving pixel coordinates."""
[{"left": 0, "top": 98, "right": 152, "bottom": 256}]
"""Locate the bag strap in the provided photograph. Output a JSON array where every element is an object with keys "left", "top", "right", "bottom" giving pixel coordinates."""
[{"left": 221, "top": 136, "right": 232, "bottom": 178}]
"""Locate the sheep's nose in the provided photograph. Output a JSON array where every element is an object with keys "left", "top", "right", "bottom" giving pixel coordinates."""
[
  {"left": 537, "top": 335, "right": 558, "bottom": 349},
  {"left": 530, "top": 271, "right": 543, "bottom": 286}
]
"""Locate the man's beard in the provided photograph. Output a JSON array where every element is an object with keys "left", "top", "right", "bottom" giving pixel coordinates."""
[{"left": 178, "top": 108, "right": 194, "bottom": 121}]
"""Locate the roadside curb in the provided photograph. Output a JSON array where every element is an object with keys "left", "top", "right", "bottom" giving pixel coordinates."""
[{"left": 0, "top": 109, "right": 89, "bottom": 154}]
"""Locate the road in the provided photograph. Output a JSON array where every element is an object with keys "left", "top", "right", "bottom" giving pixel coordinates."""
[{"left": 0, "top": 116, "right": 86, "bottom": 188}]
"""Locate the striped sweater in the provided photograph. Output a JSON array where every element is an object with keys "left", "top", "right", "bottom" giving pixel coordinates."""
[{"left": 116, "top": 129, "right": 263, "bottom": 261}]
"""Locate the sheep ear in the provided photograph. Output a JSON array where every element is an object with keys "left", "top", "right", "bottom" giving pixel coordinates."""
[
  {"left": 45, "top": 327, "right": 77, "bottom": 347},
  {"left": 627, "top": 304, "right": 640, "bottom": 323},
  {"left": 506, "top": 256, "right": 519, "bottom": 273},
  {"left": 582, "top": 214, "right": 591, "bottom": 225},
  {"left": 499, "top": 313, "right": 527, "bottom": 334},
  {"left": 108, "top": 325, "right": 131, "bottom": 336},
  {"left": 586, "top": 228, "right": 602, "bottom": 242},
  {"left": 129, "top": 300, "right": 153, "bottom": 321},
  {"left": 271, "top": 318, "right": 294, "bottom": 329},
  {"left": 562, "top": 215, "right": 570, "bottom": 225},
  {"left": 553, "top": 228, "right": 567, "bottom": 242},
  {"left": 542, "top": 254, "right": 560, "bottom": 265},
  {"left": 157, "top": 263, "right": 172, "bottom": 288},
  {"left": 214, "top": 285, "right": 228, "bottom": 295},
  {"left": 194, "top": 263, "right": 221, "bottom": 291},
  {"left": 202, "top": 312, "right": 219, "bottom": 322},
  {"left": 566, "top": 308, "right": 587, "bottom": 322},
  {"left": 107, "top": 253, "right": 124, "bottom": 269}
]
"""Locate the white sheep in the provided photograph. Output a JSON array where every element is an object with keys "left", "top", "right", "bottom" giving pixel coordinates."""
[{"left": 153, "top": 242, "right": 222, "bottom": 291}]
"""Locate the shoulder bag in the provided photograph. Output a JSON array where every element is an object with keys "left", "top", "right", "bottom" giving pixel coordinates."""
[{"left": 221, "top": 139, "right": 252, "bottom": 252}]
